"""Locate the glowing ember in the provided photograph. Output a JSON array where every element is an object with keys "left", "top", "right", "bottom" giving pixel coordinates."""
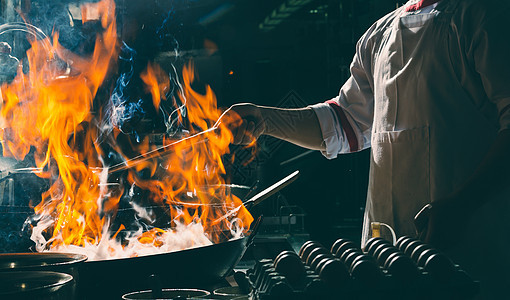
[{"left": 0, "top": 0, "right": 253, "bottom": 260}]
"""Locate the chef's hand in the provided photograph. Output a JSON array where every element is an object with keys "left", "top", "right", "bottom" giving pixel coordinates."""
[
  {"left": 222, "top": 103, "right": 266, "bottom": 145},
  {"left": 414, "top": 194, "right": 472, "bottom": 250}
]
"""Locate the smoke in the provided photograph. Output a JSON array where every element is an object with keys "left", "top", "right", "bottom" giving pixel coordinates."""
[
  {"left": 26, "top": 1, "right": 86, "bottom": 52},
  {"left": 100, "top": 41, "right": 187, "bottom": 141},
  {"left": 151, "top": 1, "right": 189, "bottom": 138},
  {"left": 101, "top": 42, "right": 145, "bottom": 139},
  {"left": 161, "top": 63, "right": 188, "bottom": 137},
  {"left": 154, "top": 0, "right": 181, "bottom": 56},
  {"left": 42, "top": 220, "right": 214, "bottom": 261}
]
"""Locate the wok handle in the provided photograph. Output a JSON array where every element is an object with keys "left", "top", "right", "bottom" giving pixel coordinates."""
[
  {"left": 243, "top": 170, "right": 300, "bottom": 210},
  {"left": 246, "top": 215, "right": 263, "bottom": 247},
  {"left": 242, "top": 180, "right": 260, "bottom": 202}
]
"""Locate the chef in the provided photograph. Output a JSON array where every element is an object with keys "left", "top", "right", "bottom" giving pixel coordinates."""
[{"left": 223, "top": 0, "right": 510, "bottom": 298}]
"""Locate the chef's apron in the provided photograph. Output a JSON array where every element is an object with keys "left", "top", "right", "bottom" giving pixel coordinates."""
[{"left": 360, "top": 1, "right": 510, "bottom": 298}]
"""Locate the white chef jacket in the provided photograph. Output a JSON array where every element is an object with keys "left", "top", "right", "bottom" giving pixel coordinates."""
[{"left": 311, "top": 0, "right": 510, "bottom": 297}]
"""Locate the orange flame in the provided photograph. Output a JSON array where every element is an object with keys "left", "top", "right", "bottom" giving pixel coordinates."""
[
  {"left": 129, "top": 61, "right": 253, "bottom": 244},
  {"left": 140, "top": 62, "right": 169, "bottom": 111},
  {"left": 0, "top": 0, "right": 253, "bottom": 258},
  {"left": 1, "top": 0, "right": 119, "bottom": 249}
]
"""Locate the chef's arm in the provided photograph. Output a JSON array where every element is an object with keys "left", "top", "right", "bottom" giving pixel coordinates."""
[{"left": 225, "top": 103, "right": 326, "bottom": 151}]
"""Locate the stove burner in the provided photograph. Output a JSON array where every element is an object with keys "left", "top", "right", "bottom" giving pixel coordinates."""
[{"left": 122, "top": 288, "right": 211, "bottom": 300}]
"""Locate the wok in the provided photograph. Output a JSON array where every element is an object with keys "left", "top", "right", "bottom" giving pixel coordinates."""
[
  {"left": 78, "top": 219, "right": 261, "bottom": 299},
  {"left": 78, "top": 171, "right": 299, "bottom": 299}
]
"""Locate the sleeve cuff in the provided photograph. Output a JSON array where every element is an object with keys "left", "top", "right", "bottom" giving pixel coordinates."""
[{"left": 309, "top": 103, "right": 350, "bottom": 159}]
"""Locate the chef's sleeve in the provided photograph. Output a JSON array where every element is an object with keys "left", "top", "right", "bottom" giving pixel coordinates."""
[
  {"left": 309, "top": 28, "right": 375, "bottom": 159},
  {"left": 472, "top": 3, "right": 510, "bottom": 131}
]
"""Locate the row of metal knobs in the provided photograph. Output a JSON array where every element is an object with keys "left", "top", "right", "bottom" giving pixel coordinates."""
[{"left": 244, "top": 236, "right": 478, "bottom": 299}]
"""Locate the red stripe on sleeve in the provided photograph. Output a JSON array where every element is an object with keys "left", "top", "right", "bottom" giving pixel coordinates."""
[
  {"left": 405, "top": 0, "right": 440, "bottom": 12},
  {"left": 326, "top": 100, "right": 359, "bottom": 152}
]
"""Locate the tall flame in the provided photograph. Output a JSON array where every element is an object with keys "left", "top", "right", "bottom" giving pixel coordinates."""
[{"left": 0, "top": 0, "right": 253, "bottom": 259}]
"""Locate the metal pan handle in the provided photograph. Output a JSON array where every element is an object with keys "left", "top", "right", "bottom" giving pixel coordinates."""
[
  {"left": 246, "top": 215, "right": 263, "bottom": 247},
  {"left": 243, "top": 170, "right": 300, "bottom": 210}
]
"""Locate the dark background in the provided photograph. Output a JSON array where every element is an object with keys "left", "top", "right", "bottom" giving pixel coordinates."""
[{"left": 0, "top": 0, "right": 399, "bottom": 248}]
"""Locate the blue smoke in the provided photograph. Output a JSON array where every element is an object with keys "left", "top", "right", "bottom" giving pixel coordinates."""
[{"left": 101, "top": 42, "right": 145, "bottom": 140}]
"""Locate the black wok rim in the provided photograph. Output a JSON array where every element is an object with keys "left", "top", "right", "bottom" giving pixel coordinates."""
[{"left": 83, "top": 234, "right": 249, "bottom": 265}]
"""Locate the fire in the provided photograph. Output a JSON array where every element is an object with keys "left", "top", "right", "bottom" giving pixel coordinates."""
[
  {"left": 132, "top": 62, "right": 253, "bottom": 244},
  {"left": 140, "top": 62, "right": 169, "bottom": 111},
  {"left": 0, "top": 0, "right": 253, "bottom": 260}
]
